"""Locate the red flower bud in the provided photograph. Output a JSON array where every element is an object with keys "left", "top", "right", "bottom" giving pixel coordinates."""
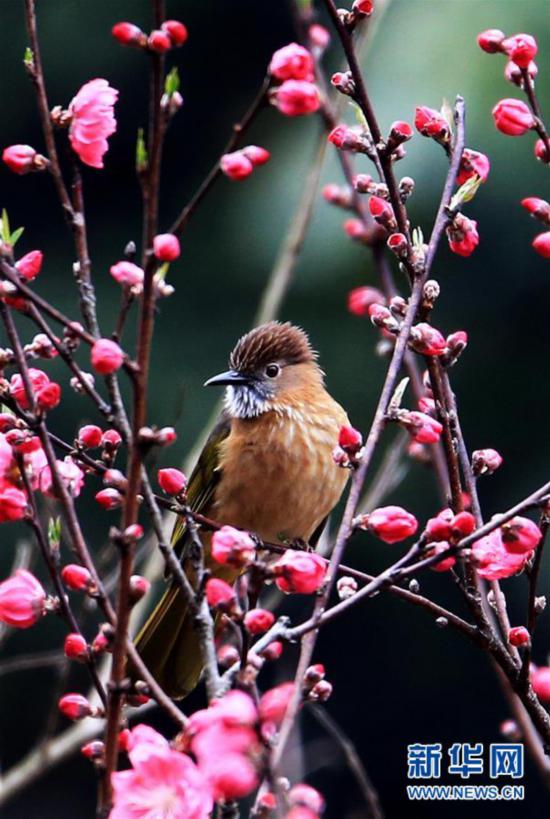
[
  {"left": 308, "top": 24, "right": 330, "bottom": 52},
  {"left": 0, "top": 570, "right": 46, "bottom": 628},
  {"left": 77, "top": 425, "right": 103, "bottom": 448},
  {"left": 535, "top": 139, "right": 550, "bottom": 164},
  {"left": 347, "top": 286, "right": 385, "bottom": 316},
  {"left": 368, "top": 195, "right": 395, "bottom": 228},
  {"left": 157, "top": 467, "right": 187, "bottom": 495},
  {"left": 59, "top": 693, "right": 94, "bottom": 720},
  {"left": 492, "top": 98, "right": 535, "bottom": 136},
  {"left": 533, "top": 232, "right": 550, "bottom": 259},
  {"left": 242, "top": 145, "right": 270, "bottom": 166},
  {"left": 217, "top": 644, "right": 240, "bottom": 667},
  {"left": 505, "top": 59, "right": 538, "bottom": 86},
  {"left": 409, "top": 323, "right": 446, "bottom": 356},
  {"left": 111, "top": 22, "right": 144, "bottom": 47},
  {"left": 521, "top": 197, "right": 550, "bottom": 224},
  {"left": 414, "top": 106, "right": 451, "bottom": 144},
  {"left": 428, "top": 541, "right": 456, "bottom": 572},
  {"left": 153, "top": 233, "right": 181, "bottom": 262},
  {"left": 261, "top": 640, "right": 283, "bottom": 661},
  {"left": 91, "top": 339, "right": 124, "bottom": 374},
  {"left": 244, "top": 608, "right": 275, "bottom": 635},
  {"left": 81, "top": 740, "right": 105, "bottom": 760},
  {"left": 161, "top": 20, "right": 188, "bottom": 47},
  {"left": 503, "top": 33, "right": 537, "bottom": 68},
  {"left": 387, "top": 232, "right": 408, "bottom": 257},
  {"left": 353, "top": 0, "right": 374, "bottom": 15},
  {"left": 328, "top": 125, "right": 366, "bottom": 152},
  {"left": 273, "top": 80, "right": 320, "bottom": 117},
  {"left": 211, "top": 525, "right": 256, "bottom": 567},
  {"left": 501, "top": 516, "right": 542, "bottom": 554},
  {"left": 359, "top": 505, "right": 418, "bottom": 544},
  {"left": 61, "top": 564, "right": 92, "bottom": 591},
  {"left": 148, "top": 29, "right": 172, "bottom": 53},
  {"left": 110, "top": 261, "right": 144, "bottom": 287},
  {"left": 388, "top": 120, "right": 413, "bottom": 146},
  {"left": 95, "top": 488, "right": 122, "bottom": 510},
  {"left": 508, "top": 626, "right": 530, "bottom": 647},
  {"left": 338, "top": 425, "right": 363, "bottom": 453},
  {"left": 426, "top": 508, "right": 454, "bottom": 541},
  {"left": 447, "top": 215, "right": 479, "bottom": 257},
  {"left": 472, "top": 448, "right": 503, "bottom": 476},
  {"left": 353, "top": 173, "right": 373, "bottom": 193},
  {"left": 451, "top": 511, "right": 476, "bottom": 538},
  {"left": 220, "top": 151, "right": 254, "bottom": 181},
  {"left": 64, "top": 633, "right": 88, "bottom": 661},
  {"left": 2, "top": 144, "right": 40, "bottom": 174},
  {"left": 129, "top": 575, "right": 151, "bottom": 603},
  {"left": 269, "top": 43, "right": 314, "bottom": 82},
  {"left": 273, "top": 550, "right": 326, "bottom": 594},
  {"left": 0, "top": 484, "right": 27, "bottom": 523},
  {"left": 531, "top": 667, "right": 550, "bottom": 701},
  {"left": 457, "top": 149, "right": 490, "bottom": 185},
  {"left": 16, "top": 250, "right": 43, "bottom": 281},
  {"left": 36, "top": 382, "right": 61, "bottom": 411},
  {"left": 102, "top": 429, "right": 122, "bottom": 449},
  {"left": 343, "top": 218, "right": 370, "bottom": 244},
  {"left": 400, "top": 410, "right": 443, "bottom": 444},
  {"left": 477, "top": 29, "right": 506, "bottom": 54},
  {"left": 205, "top": 577, "right": 236, "bottom": 608},
  {"left": 289, "top": 784, "right": 325, "bottom": 814}
]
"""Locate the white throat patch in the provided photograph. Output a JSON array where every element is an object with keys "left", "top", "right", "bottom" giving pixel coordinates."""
[{"left": 224, "top": 385, "right": 270, "bottom": 419}]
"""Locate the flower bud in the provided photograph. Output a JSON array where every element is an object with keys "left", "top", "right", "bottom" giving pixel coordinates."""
[
  {"left": 112, "top": 22, "right": 145, "bottom": 47},
  {"left": 508, "top": 626, "right": 530, "bottom": 647},
  {"left": 322, "top": 183, "right": 352, "bottom": 209},
  {"left": 368, "top": 195, "right": 396, "bottom": 229},
  {"left": 531, "top": 667, "right": 550, "bottom": 701},
  {"left": 451, "top": 511, "right": 476, "bottom": 539},
  {"left": 353, "top": 0, "right": 374, "bottom": 16},
  {"left": 110, "top": 261, "right": 144, "bottom": 287},
  {"left": 77, "top": 425, "right": 103, "bottom": 449},
  {"left": 211, "top": 526, "right": 256, "bottom": 567},
  {"left": 500, "top": 719, "right": 521, "bottom": 739},
  {"left": 338, "top": 425, "right": 363, "bottom": 454},
  {"left": 399, "top": 410, "right": 443, "bottom": 444},
  {"left": 343, "top": 218, "right": 371, "bottom": 244},
  {"left": 308, "top": 24, "right": 330, "bottom": 52},
  {"left": 308, "top": 679, "right": 333, "bottom": 702},
  {"left": 444, "top": 331, "right": 468, "bottom": 364},
  {"left": 492, "top": 98, "right": 535, "bottom": 136},
  {"left": 61, "top": 564, "right": 92, "bottom": 592},
  {"left": 357, "top": 505, "right": 418, "bottom": 544},
  {"left": 337, "top": 575, "right": 358, "bottom": 600},
  {"left": 533, "top": 232, "right": 550, "bottom": 259},
  {"left": 81, "top": 740, "right": 105, "bottom": 760},
  {"left": 472, "top": 448, "right": 503, "bottom": 476},
  {"left": 521, "top": 197, "right": 550, "bottom": 225},
  {"left": 289, "top": 784, "right": 325, "bottom": 814},
  {"left": 242, "top": 145, "right": 270, "bottom": 167},
  {"left": 205, "top": 577, "right": 236, "bottom": 609},
  {"left": 409, "top": 323, "right": 446, "bottom": 356},
  {"left": 535, "top": 139, "right": 550, "bottom": 164},
  {"left": 331, "top": 71, "right": 355, "bottom": 96},
  {"left": 447, "top": 214, "right": 479, "bottom": 257},
  {"left": 92, "top": 630, "right": 111, "bottom": 654},
  {"left": 259, "top": 682, "right": 295, "bottom": 725},
  {"left": 157, "top": 467, "right": 187, "bottom": 495},
  {"left": 272, "top": 80, "right": 320, "bottom": 117},
  {"left": 503, "top": 33, "right": 537, "bottom": 68},
  {"left": 16, "top": 250, "right": 43, "bottom": 281},
  {"left": 129, "top": 575, "right": 151, "bottom": 604},
  {"left": 217, "top": 644, "right": 240, "bottom": 667},
  {"left": 64, "top": 633, "right": 88, "bottom": 661},
  {"left": 59, "top": 693, "right": 95, "bottom": 720},
  {"left": 156, "top": 427, "right": 177, "bottom": 446},
  {"left": 161, "top": 20, "right": 188, "bottom": 47},
  {"left": 387, "top": 120, "right": 413, "bottom": 151},
  {"left": 269, "top": 43, "right": 314, "bottom": 81},
  {"left": 244, "top": 608, "right": 275, "bottom": 635},
  {"left": 353, "top": 173, "right": 374, "bottom": 194},
  {"left": 220, "top": 151, "right": 254, "bottom": 181},
  {"left": 505, "top": 59, "right": 538, "bottom": 87},
  {"left": 427, "top": 542, "right": 456, "bottom": 572},
  {"left": 95, "top": 488, "right": 122, "bottom": 510},
  {"left": 148, "top": 29, "right": 172, "bottom": 53},
  {"left": 273, "top": 550, "right": 326, "bottom": 594},
  {"left": 477, "top": 29, "right": 506, "bottom": 54},
  {"left": 347, "top": 286, "right": 385, "bottom": 316},
  {"left": 501, "top": 516, "right": 542, "bottom": 554},
  {"left": 0, "top": 570, "right": 46, "bottom": 628},
  {"left": 91, "top": 339, "right": 124, "bottom": 375},
  {"left": 414, "top": 106, "right": 451, "bottom": 145},
  {"left": 329, "top": 125, "right": 368, "bottom": 153},
  {"left": 153, "top": 233, "right": 181, "bottom": 262},
  {"left": 457, "top": 149, "right": 490, "bottom": 185},
  {"left": 261, "top": 641, "right": 283, "bottom": 661},
  {"left": 102, "top": 429, "right": 122, "bottom": 450},
  {"left": 3, "top": 144, "right": 46, "bottom": 174}
]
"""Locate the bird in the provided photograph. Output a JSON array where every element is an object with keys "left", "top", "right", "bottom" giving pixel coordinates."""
[{"left": 134, "top": 321, "right": 350, "bottom": 699}]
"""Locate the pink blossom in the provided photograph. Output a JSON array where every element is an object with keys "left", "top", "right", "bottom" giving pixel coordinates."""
[
  {"left": 427, "top": 542, "right": 456, "bottom": 572},
  {"left": 508, "top": 626, "right": 530, "bottom": 647},
  {"left": 533, "top": 232, "right": 550, "bottom": 258},
  {"left": 0, "top": 433, "right": 13, "bottom": 476},
  {"left": 211, "top": 525, "right": 256, "bottom": 567},
  {"left": 2, "top": 144, "right": 38, "bottom": 174},
  {"left": 359, "top": 505, "right": 418, "bottom": 544},
  {"left": 503, "top": 33, "right": 538, "bottom": 68},
  {"left": 69, "top": 79, "right": 118, "bottom": 169},
  {"left": 471, "top": 528, "right": 529, "bottom": 580},
  {"left": 244, "top": 608, "right": 275, "bottom": 634},
  {"left": 157, "top": 467, "right": 187, "bottom": 495},
  {"left": 273, "top": 80, "right": 320, "bottom": 117},
  {"left": 39, "top": 457, "right": 85, "bottom": 498},
  {"left": 0, "top": 480, "right": 28, "bottom": 523},
  {"left": 16, "top": 250, "right": 43, "bottom": 281},
  {"left": 259, "top": 681, "right": 295, "bottom": 725},
  {"left": 269, "top": 43, "right": 314, "bottom": 81},
  {"left": 110, "top": 261, "right": 144, "bottom": 287},
  {"left": 347, "top": 286, "right": 386, "bottom": 316},
  {"left": 477, "top": 29, "right": 505, "bottom": 54},
  {"left": 111, "top": 724, "right": 213, "bottom": 819},
  {"left": 531, "top": 667, "right": 550, "bottom": 702},
  {"left": 0, "top": 569, "right": 46, "bottom": 627},
  {"left": 153, "top": 234, "right": 181, "bottom": 262},
  {"left": 457, "top": 149, "right": 490, "bottom": 186},
  {"left": 91, "top": 339, "right": 124, "bottom": 374},
  {"left": 492, "top": 98, "right": 535, "bottom": 136},
  {"left": 500, "top": 516, "right": 542, "bottom": 554}
]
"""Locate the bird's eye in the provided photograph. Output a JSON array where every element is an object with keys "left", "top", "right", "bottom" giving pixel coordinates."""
[{"left": 265, "top": 363, "right": 281, "bottom": 379}]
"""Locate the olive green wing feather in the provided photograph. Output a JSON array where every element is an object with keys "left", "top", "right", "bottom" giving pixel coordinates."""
[{"left": 170, "top": 413, "right": 231, "bottom": 558}]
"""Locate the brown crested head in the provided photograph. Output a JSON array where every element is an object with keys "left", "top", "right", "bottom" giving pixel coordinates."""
[{"left": 229, "top": 321, "right": 316, "bottom": 374}]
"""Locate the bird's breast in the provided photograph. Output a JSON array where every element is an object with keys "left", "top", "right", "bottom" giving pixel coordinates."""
[{"left": 210, "top": 405, "right": 349, "bottom": 544}]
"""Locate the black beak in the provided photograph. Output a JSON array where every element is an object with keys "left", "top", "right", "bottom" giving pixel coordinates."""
[{"left": 203, "top": 369, "right": 250, "bottom": 387}]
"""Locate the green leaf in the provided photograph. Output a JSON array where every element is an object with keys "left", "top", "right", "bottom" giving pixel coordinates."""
[
  {"left": 389, "top": 377, "right": 410, "bottom": 413},
  {"left": 24, "top": 47, "right": 34, "bottom": 67},
  {"left": 48, "top": 516, "right": 61, "bottom": 546},
  {"left": 164, "top": 67, "right": 180, "bottom": 97},
  {"left": 349, "top": 100, "right": 370, "bottom": 136},
  {"left": 1, "top": 209, "right": 10, "bottom": 244},
  {"left": 136, "top": 128, "right": 148, "bottom": 173},
  {"left": 450, "top": 175, "right": 482, "bottom": 211},
  {"left": 10, "top": 226, "right": 24, "bottom": 246},
  {"left": 412, "top": 226, "right": 425, "bottom": 249}
]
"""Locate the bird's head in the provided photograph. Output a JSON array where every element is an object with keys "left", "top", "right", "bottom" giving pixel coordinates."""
[{"left": 204, "top": 321, "right": 323, "bottom": 419}]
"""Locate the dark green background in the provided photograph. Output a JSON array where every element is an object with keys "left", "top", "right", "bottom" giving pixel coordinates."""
[{"left": 1, "top": 1, "right": 549, "bottom": 817}]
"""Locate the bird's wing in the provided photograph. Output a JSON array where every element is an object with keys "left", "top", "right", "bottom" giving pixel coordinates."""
[{"left": 169, "top": 413, "right": 231, "bottom": 563}]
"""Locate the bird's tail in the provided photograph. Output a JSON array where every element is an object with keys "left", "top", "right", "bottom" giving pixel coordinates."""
[{"left": 133, "top": 583, "right": 205, "bottom": 700}]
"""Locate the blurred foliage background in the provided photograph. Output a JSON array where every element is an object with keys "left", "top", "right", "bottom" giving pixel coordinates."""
[{"left": 0, "top": 1, "right": 549, "bottom": 817}]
